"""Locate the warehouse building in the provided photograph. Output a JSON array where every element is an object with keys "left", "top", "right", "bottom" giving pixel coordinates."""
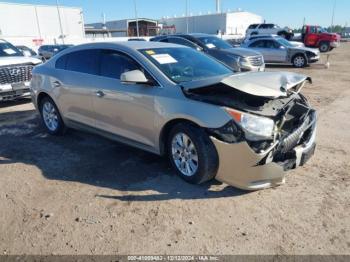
[
  {"left": 0, "top": 2, "right": 85, "bottom": 45},
  {"left": 86, "top": 18, "right": 158, "bottom": 38},
  {"left": 160, "top": 11, "right": 263, "bottom": 36}
]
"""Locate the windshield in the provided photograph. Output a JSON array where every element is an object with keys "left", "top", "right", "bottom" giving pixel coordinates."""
[
  {"left": 317, "top": 26, "right": 328, "bottom": 33},
  {"left": 140, "top": 47, "right": 232, "bottom": 83},
  {"left": 0, "top": 41, "right": 23, "bottom": 57},
  {"left": 277, "top": 38, "right": 294, "bottom": 48},
  {"left": 197, "top": 36, "right": 232, "bottom": 50}
]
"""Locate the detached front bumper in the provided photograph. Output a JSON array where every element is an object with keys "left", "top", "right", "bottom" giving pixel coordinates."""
[{"left": 211, "top": 112, "right": 317, "bottom": 191}]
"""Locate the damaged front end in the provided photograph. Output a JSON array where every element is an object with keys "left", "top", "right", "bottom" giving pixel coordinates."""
[{"left": 183, "top": 72, "right": 317, "bottom": 190}]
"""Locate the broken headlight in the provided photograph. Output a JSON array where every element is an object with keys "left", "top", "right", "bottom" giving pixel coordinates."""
[{"left": 225, "top": 108, "right": 275, "bottom": 141}]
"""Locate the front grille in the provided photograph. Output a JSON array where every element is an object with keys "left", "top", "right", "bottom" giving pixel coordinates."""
[
  {"left": 248, "top": 55, "right": 264, "bottom": 66},
  {"left": 0, "top": 64, "right": 34, "bottom": 85}
]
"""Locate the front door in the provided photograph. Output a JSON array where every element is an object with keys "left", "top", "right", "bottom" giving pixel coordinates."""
[{"left": 91, "top": 49, "right": 158, "bottom": 148}]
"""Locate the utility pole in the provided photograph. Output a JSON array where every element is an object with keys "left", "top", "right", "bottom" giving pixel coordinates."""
[
  {"left": 56, "top": 0, "right": 65, "bottom": 44},
  {"left": 186, "top": 0, "right": 189, "bottom": 34},
  {"left": 133, "top": 0, "right": 140, "bottom": 37},
  {"left": 331, "top": 0, "right": 337, "bottom": 32}
]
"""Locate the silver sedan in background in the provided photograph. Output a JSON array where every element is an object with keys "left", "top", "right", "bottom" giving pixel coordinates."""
[
  {"left": 242, "top": 36, "right": 320, "bottom": 67},
  {"left": 30, "top": 42, "right": 317, "bottom": 190}
]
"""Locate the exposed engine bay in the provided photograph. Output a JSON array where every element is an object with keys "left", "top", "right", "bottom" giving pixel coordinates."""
[{"left": 183, "top": 77, "right": 316, "bottom": 171}]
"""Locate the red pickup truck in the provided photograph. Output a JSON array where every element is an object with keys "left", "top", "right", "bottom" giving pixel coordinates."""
[{"left": 301, "top": 25, "right": 341, "bottom": 52}]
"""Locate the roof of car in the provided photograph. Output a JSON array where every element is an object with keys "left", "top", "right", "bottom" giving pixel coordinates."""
[
  {"left": 72, "top": 41, "right": 184, "bottom": 51},
  {"left": 188, "top": 33, "right": 213, "bottom": 37}
]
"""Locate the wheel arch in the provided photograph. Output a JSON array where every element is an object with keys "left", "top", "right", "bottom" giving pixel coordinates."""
[
  {"left": 36, "top": 91, "right": 51, "bottom": 108},
  {"left": 159, "top": 118, "right": 201, "bottom": 156},
  {"left": 291, "top": 52, "right": 308, "bottom": 64}
]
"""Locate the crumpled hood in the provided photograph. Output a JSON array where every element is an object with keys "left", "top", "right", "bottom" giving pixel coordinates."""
[
  {"left": 222, "top": 47, "right": 262, "bottom": 57},
  {"left": 0, "top": 56, "right": 42, "bottom": 67},
  {"left": 182, "top": 71, "right": 311, "bottom": 98}
]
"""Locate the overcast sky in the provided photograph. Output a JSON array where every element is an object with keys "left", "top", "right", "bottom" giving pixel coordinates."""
[{"left": 5, "top": 0, "right": 349, "bottom": 28}]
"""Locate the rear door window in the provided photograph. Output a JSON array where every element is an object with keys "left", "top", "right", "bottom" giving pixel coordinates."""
[
  {"left": 56, "top": 55, "right": 67, "bottom": 69},
  {"left": 65, "top": 49, "right": 100, "bottom": 75}
]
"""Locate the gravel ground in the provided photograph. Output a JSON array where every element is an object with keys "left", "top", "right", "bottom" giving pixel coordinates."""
[{"left": 0, "top": 43, "right": 349, "bottom": 256}]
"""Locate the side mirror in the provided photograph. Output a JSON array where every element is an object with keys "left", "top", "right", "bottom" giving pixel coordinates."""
[{"left": 120, "top": 70, "right": 150, "bottom": 84}]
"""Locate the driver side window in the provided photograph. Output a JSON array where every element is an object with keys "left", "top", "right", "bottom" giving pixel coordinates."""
[
  {"left": 99, "top": 50, "right": 140, "bottom": 80},
  {"left": 265, "top": 40, "right": 280, "bottom": 49}
]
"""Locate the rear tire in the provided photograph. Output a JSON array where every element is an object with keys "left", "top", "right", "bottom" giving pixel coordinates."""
[
  {"left": 39, "top": 96, "right": 65, "bottom": 135},
  {"left": 292, "top": 54, "right": 307, "bottom": 68},
  {"left": 319, "top": 42, "right": 330, "bottom": 52},
  {"left": 167, "top": 123, "right": 219, "bottom": 184}
]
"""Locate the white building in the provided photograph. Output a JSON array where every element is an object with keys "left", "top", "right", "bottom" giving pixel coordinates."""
[
  {"left": 86, "top": 18, "right": 158, "bottom": 38},
  {"left": 160, "top": 11, "right": 263, "bottom": 36},
  {"left": 0, "top": 2, "right": 85, "bottom": 46}
]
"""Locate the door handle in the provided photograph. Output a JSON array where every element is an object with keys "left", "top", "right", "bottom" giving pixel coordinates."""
[
  {"left": 95, "top": 90, "right": 105, "bottom": 98},
  {"left": 52, "top": 80, "right": 62, "bottom": 87}
]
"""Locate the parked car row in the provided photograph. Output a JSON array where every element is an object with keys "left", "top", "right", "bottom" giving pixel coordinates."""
[
  {"left": 29, "top": 41, "right": 317, "bottom": 190},
  {"left": 151, "top": 33, "right": 320, "bottom": 68},
  {"left": 151, "top": 33, "right": 265, "bottom": 72},
  {"left": 241, "top": 35, "right": 320, "bottom": 68},
  {"left": 246, "top": 23, "right": 294, "bottom": 40},
  {"left": 245, "top": 23, "right": 341, "bottom": 53}
]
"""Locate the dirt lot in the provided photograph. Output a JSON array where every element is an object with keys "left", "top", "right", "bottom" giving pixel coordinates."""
[{"left": 0, "top": 44, "right": 349, "bottom": 256}]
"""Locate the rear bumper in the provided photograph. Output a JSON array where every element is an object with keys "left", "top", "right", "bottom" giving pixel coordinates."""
[{"left": 212, "top": 113, "right": 317, "bottom": 191}]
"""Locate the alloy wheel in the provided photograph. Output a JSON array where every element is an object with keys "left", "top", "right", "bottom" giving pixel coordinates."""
[
  {"left": 171, "top": 133, "right": 199, "bottom": 177},
  {"left": 42, "top": 101, "right": 59, "bottom": 131},
  {"left": 294, "top": 56, "right": 305, "bottom": 67}
]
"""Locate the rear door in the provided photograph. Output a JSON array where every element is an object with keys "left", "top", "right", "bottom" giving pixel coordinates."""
[{"left": 54, "top": 49, "right": 100, "bottom": 127}]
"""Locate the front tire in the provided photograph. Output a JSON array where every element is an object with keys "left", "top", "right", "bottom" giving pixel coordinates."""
[
  {"left": 167, "top": 123, "right": 219, "bottom": 184},
  {"left": 39, "top": 97, "right": 65, "bottom": 135},
  {"left": 292, "top": 54, "right": 307, "bottom": 68},
  {"left": 319, "top": 42, "right": 330, "bottom": 52}
]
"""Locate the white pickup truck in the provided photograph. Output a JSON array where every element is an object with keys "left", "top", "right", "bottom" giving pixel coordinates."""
[{"left": 0, "top": 39, "right": 41, "bottom": 101}]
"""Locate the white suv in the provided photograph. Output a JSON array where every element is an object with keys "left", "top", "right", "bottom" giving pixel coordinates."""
[
  {"left": 246, "top": 24, "right": 294, "bottom": 40},
  {"left": 0, "top": 40, "right": 41, "bottom": 101}
]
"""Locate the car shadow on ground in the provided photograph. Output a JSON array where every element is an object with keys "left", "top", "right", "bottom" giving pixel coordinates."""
[
  {"left": 0, "top": 110, "right": 247, "bottom": 201},
  {"left": 0, "top": 98, "right": 32, "bottom": 109}
]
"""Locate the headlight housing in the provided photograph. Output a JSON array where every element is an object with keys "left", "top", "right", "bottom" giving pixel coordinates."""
[
  {"left": 225, "top": 108, "right": 275, "bottom": 141},
  {"left": 239, "top": 57, "right": 250, "bottom": 67}
]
